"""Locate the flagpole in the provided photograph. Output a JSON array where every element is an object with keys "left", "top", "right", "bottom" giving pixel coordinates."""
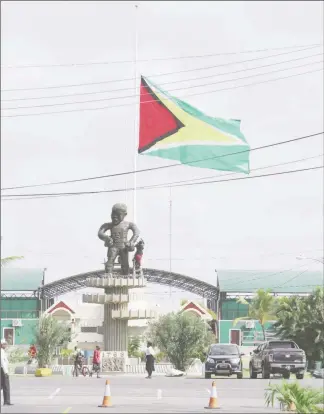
[
  {"left": 133, "top": 3, "right": 139, "bottom": 221},
  {"left": 169, "top": 186, "right": 172, "bottom": 297}
]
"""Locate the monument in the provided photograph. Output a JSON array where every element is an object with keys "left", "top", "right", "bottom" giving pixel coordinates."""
[{"left": 82, "top": 203, "right": 155, "bottom": 372}]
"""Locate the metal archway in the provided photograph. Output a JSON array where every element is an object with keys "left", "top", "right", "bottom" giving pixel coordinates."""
[{"left": 40, "top": 268, "right": 219, "bottom": 301}]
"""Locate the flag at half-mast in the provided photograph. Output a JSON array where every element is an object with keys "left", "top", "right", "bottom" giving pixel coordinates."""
[{"left": 138, "top": 76, "right": 250, "bottom": 173}]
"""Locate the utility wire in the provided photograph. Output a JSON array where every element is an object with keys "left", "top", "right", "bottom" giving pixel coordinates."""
[
  {"left": 1, "top": 46, "right": 319, "bottom": 92},
  {"left": 3, "top": 154, "right": 321, "bottom": 201},
  {"left": 2, "top": 53, "right": 321, "bottom": 102},
  {"left": 2, "top": 166, "right": 323, "bottom": 199},
  {"left": 2, "top": 132, "right": 322, "bottom": 191},
  {"left": 2, "top": 68, "right": 322, "bottom": 118},
  {"left": 3, "top": 59, "right": 322, "bottom": 111},
  {"left": 1, "top": 43, "right": 321, "bottom": 69}
]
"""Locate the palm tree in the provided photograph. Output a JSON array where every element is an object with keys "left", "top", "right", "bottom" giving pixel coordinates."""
[
  {"left": 1, "top": 256, "right": 24, "bottom": 267},
  {"left": 233, "top": 289, "right": 277, "bottom": 340}
]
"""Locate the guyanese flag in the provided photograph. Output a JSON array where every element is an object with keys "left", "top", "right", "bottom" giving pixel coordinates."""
[{"left": 138, "top": 76, "right": 250, "bottom": 174}]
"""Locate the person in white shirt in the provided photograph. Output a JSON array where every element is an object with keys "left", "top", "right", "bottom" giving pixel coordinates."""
[
  {"left": 1, "top": 339, "right": 13, "bottom": 406},
  {"left": 145, "top": 341, "right": 155, "bottom": 379}
]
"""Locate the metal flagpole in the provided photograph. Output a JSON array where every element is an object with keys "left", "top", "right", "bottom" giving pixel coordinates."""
[
  {"left": 169, "top": 186, "right": 172, "bottom": 297},
  {"left": 133, "top": 4, "right": 139, "bottom": 221}
]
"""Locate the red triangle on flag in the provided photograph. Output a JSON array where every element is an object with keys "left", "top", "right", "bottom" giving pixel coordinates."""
[{"left": 138, "top": 77, "right": 184, "bottom": 153}]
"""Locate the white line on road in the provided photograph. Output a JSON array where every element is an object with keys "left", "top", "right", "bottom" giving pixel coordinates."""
[
  {"left": 48, "top": 388, "right": 61, "bottom": 399},
  {"left": 157, "top": 389, "right": 162, "bottom": 399}
]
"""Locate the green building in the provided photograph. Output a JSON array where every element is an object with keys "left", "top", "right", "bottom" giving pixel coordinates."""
[
  {"left": 216, "top": 269, "right": 323, "bottom": 346},
  {"left": 0, "top": 268, "right": 47, "bottom": 345}
]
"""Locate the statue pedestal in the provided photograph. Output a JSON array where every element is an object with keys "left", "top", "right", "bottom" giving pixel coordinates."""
[{"left": 83, "top": 274, "right": 155, "bottom": 372}]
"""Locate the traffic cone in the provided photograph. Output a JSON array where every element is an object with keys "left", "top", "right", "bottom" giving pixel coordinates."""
[
  {"left": 98, "top": 380, "right": 113, "bottom": 408},
  {"left": 205, "top": 381, "right": 220, "bottom": 409}
]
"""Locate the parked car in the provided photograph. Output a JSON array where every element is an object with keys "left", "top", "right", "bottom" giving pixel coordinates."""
[
  {"left": 205, "top": 343, "right": 244, "bottom": 379},
  {"left": 249, "top": 340, "right": 306, "bottom": 380}
]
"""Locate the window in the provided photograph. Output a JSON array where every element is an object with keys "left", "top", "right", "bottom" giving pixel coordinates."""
[{"left": 209, "top": 345, "right": 239, "bottom": 355}]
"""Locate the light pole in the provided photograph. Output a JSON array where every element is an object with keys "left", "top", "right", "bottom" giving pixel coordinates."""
[{"left": 296, "top": 255, "right": 324, "bottom": 264}]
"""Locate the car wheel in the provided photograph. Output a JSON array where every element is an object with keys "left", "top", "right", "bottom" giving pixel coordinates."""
[
  {"left": 262, "top": 364, "right": 270, "bottom": 379},
  {"left": 205, "top": 373, "right": 211, "bottom": 379},
  {"left": 283, "top": 372, "right": 290, "bottom": 380},
  {"left": 237, "top": 373, "right": 243, "bottom": 379},
  {"left": 249, "top": 363, "right": 258, "bottom": 379}
]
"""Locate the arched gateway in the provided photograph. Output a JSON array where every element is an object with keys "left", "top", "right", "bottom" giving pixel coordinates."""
[{"left": 40, "top": 268, "right": 219, "bottom": 303}]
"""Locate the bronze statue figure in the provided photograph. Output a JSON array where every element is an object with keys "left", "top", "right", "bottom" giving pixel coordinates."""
[{"left": 98, "top": 203, "right": 140, "bottom": 276}]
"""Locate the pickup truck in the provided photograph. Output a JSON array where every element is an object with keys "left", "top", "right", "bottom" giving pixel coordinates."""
[{"left": 249, "top": 340, "right": 306, "bottom": 379}]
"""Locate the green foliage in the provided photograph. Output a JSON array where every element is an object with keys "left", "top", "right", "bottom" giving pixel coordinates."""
[
  {"left": 7, "top": 347, "right": 28, "bottom": 363},
  {"left": 148, "top": 312, "right": 214, "bottom": 371},
  {"left": 180, "top": 299, "right": 188, "bottom": 306},
  {"left": 128, "top": 336, "right": 141, "bottom": 357},
  {"left": 60, "top": 349, "right": 73, "bottom": 357},
  {"left": 274, "top": 287, "right": 324, "bottom": 364},
  {"left": 265, "top": 381, "right": 324, "bottom": 413},
  {"left": 233, "top": 289, "right": 277, "bottom": 340},
  {"left": 155, "top": 351, "right": 166, "bottom": 363},
  {"left": 1, "top": 256, "right": 24, "bottom": 267},
  {"left": 35, "top": 315, "right": 71, "bottom": 368}
]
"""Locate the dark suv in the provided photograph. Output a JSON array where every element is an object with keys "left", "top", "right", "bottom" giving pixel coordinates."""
[
  {"left": 205, "top": 344, "right": 244, "bottom": 379},
  {"left": 249, "top": 340, "right": 306, "bottom": 379}
]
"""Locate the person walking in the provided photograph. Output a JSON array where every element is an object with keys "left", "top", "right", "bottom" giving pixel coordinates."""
[
  {"left": 1, "top": 339, "right": 13, "bottom": 406},
  {"left": 73, "top": 346, "right": 83, "bottom": 377},
  {"left": 92, "top": 346, "right": 101, "bottom": 378},
  {"left": 145, "top": 341, "right": 155, "bottom": 379}
]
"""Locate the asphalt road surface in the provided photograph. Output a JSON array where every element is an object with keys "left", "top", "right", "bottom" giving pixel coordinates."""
[{"left": 1, "top": 375, "right": 321, "bottom": 413}]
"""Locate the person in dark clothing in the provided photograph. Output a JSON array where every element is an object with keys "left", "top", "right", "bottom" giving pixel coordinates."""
[
  {"left": 145, "top": 341, "right": 155, "bottom": 379},
  {"left": 1, "top": 339, "right": 13, "bottom": 406}
]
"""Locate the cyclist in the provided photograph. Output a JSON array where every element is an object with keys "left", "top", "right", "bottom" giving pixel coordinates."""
[
  {"left": 73, "top": 346, "right": 84, "bottom": 377},
  {"left": 27, "top": 344, "right": 37, "bottom": 365}
]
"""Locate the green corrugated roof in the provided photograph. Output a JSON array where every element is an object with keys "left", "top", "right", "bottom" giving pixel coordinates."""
[
  {"left": 1, "top": 268, "right": 44, "bottom": 291},
  {"left": 217, "top": 269, "right": 323, "bottom": 294}
]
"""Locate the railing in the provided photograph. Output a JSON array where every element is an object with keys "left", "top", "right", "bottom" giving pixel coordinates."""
[{"left": 1, "top": 310, "right": 40, "bottom": 319}]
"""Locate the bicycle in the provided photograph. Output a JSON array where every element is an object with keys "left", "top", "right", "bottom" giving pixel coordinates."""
[
  {"left": 82, "top": 363, "right": 101, "bottom": 378},
  {"left": 72, "top": 357, "right": 89, "bottom": 377}
]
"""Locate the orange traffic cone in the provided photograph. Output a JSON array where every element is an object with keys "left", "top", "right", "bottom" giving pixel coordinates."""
[
  {"left": 205, "top": 381, "right": 220, "bottom": 409},
  {"left": 98, "top": 379, "right": 113, "bottom": 408}
]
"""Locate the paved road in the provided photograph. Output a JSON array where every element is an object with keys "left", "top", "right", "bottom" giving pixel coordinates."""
[{"left": 1, "top": 375, "right": 321, "bottom": 413}]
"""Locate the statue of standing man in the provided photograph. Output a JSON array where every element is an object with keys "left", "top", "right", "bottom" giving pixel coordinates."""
[{"left": 98, "top": 203, "right": 140, "bottom": 276}]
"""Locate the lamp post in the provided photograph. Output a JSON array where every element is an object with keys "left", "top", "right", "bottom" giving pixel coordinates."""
[{"left": 296, "top": 255, "right": 324, "bottom": 264}]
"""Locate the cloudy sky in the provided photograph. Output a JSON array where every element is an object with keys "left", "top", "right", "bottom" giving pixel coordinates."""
[{"left": 1, "top": 1, "right": 323, "bottom": 309}]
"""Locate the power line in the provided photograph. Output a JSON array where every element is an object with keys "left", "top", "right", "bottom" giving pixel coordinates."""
[
  {"left": 3, "top": 59, "right": 322, "bottom": 111},
  {"left": 1, "top": 46, "right": 319, "bottom": 92},
  {"left": 1, "top": 43, "right": 321, "bottom": 70},
  {"left": 2, "top": 166, "right": 322, "bottom": 199},
  {"left": 2, "top": 52, "right": 321, "bottom": 102},
  {"left": 1, "top": 68, "right": 322, "bottom": 119},
  {"left": 2, "top": 132, "right": 322, "bottom": 191}
]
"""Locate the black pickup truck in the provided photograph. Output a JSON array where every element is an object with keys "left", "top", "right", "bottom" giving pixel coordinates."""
[{"left": 249, "top": 340, "right": 306, "bottom": 379}]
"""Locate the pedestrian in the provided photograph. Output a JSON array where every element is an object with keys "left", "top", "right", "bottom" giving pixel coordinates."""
[
  {"left": 1, "top": 339, "right": 13, "bottom": 406},
  {"left": 145, "top": 341, "right": 155, "bottom": 379},
  {"left": 92, "top": 346, "right": 101, "bottom": 378}
]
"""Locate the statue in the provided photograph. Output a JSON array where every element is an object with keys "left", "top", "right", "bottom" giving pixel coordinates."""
[{"left": 98, "top": 203, "right": 141, "bottom": 276}]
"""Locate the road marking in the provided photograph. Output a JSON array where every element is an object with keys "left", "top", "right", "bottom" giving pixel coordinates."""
[
  {"left": 48, "top": 388, "right": 61, "bottom": 399},
  {"left": 62, "top": 408, "right": 72, "bottom": 414},
  {"left": 206, "top": 388, "right": 211, "bottom": 394},
  {"left": 157, "top": 389, "right": 162, "bottom": 399}
]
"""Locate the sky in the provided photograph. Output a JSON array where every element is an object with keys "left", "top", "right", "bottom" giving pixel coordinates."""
[{"left": 1, "top": 1, "right": 323, "bottom": 310}]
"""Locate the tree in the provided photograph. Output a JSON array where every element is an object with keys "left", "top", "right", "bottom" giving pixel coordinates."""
[
  {"left": 233, "top": 289, "right": 277, "bottom": 340},
  {"left": 274, "top": 287, "right": 324, "bottom": 365},
  {"left": 1, "top": 256, "right": 24, "bottom": 267},
  {"left": 147, "top": 312, "right": 214, "bottom": 371},
  {"left": 35, "top": 315, "right": 71, "bottom": 368},
  {"left": 128, "top": 336, "right": 141, "bottom": 358}
]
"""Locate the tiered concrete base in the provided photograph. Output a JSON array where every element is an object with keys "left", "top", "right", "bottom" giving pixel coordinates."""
[{"left": 83, "top": 274, "right": 156, "bottom": 371}]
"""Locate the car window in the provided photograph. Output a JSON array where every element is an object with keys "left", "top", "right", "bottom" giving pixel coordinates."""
[
  {"left": 268, "top": 342, "right": 297, "bottom": 349},
  {"left": 209, "top": 345, "right": 239, "bottom": 355}
]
